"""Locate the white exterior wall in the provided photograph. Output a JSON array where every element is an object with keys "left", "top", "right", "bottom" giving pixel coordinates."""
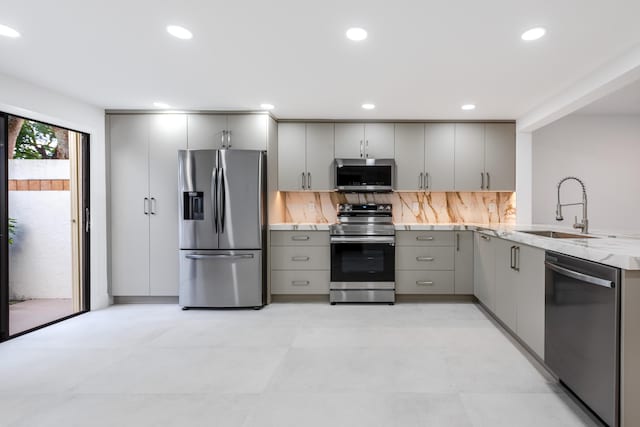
[
  {"left": 0, "top": 72, "right": 109, "bottom": 309},
  {"left": 532, "top": 114, "right": 640, "bottom": 234}
]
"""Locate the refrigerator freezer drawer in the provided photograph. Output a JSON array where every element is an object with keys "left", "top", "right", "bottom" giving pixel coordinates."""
[{"left": 179, "top": 250, "right": 264, "bottom": 308}]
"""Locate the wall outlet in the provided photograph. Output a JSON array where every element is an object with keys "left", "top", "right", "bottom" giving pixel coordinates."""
[
  {"left": 307, "top": 202, "right": 316, "bottom": 211},
  {"left": 412, "top": 202, "right": 420, "bottom": 211},
  {"left": 488, "top": 202, "right": 497, "bottom": 213}
]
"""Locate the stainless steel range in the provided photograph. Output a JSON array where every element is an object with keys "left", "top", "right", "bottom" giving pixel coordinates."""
[{"left": 329, "top": 203, "right": 395, "bottom": 304}]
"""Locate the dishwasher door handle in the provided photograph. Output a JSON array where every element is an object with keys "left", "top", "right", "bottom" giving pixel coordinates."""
[{"left": 545, "top": 262, "right": 615, "bottom": 288}]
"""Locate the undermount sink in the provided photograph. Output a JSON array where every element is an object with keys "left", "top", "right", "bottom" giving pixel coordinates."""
[{"left": 517, "top": 230, "right": 598, "bottom": 239}]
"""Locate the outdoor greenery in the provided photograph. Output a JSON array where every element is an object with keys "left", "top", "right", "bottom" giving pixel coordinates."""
[
  {"left": 14, "top": 121, "right": 59, "bottom": 159},
  {"left": 8, "top": 218, "right": 16, "bottom": 245}
]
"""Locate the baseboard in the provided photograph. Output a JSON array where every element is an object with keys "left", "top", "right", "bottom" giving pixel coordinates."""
[
  {"left": 271, "top": 294, "right": 330, "bottom": 303},
  {"left": 113, "top": 296, "right": 179, "bottom": 304},
  {"left": 396, "top": 294, "right": 476, "bottom": 302},
  {"left": 270, "top": 294, "right": 475, "bottom": 303}
]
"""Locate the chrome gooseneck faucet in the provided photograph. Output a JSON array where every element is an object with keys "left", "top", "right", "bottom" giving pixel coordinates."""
[{"left": 556, "top": 176, "right": 588, "bottom": 234}]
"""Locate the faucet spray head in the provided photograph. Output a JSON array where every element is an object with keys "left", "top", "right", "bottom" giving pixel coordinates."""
[{"left": 555, "top": 205, "right": 563, "bottom": 221}]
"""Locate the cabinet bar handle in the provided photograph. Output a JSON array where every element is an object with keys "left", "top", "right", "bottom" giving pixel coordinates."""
[
  {"left": 419, "top": 172, "right": 424, "bottom": 189},
  {"left": 301, "top": 172, "right": 306, "bottom": 190},
  {"left": 291, "top": 235, "right": 310, "bottom": 241},
  {"left": 456, "top": 233, "right": 460, "bottom": 251},
  {"left": 365, "top": 140, "right": 369, "bottom": 158},
  {"left": 143, "top": 197, "right": 149, "bottom": 215},
  {"left": 291, "top": 256, "right": 310, "bottom": 261},
  {"left": 150, "top": 197, "right": 157, "bottom": 215},
  {"left": 480, "top": 234, "right": 490, "bottom": 241},
  {"left": 481, "top": 172, "right": 485, "bottom": 190},
  {"left": 416, "top": 236, "right": 434, "bottom": 241},
  {"left": 416, "top": 281, "right": 434, "bottom": 286},
  {"left": 514, "top": 246, "right": 520, "bottom": 271},
  {"left": 425, "top": 172, "right": 429, "bottom": 189},
  {"left": 486, "top": 172, "right": 490, "bottom": 190},
  {"left": 510, "top": 246, "right": 516, "bottom": 269},
  {"left": 416, "top": 256, "right": 435, "bottom": 262},
  {"left": 292, "top": 280, "right": 310, "bottom": 286},
  {"left": 307, "top": 172, "right": 312, "bottom": 190}
]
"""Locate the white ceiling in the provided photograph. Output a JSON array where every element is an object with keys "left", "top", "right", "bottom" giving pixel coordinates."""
[
  {"left": 577, "top": 78, "right": 640, "bottom": 115},
  {"left": 1, "top": 0, "right": 639, "bottom": 120}
]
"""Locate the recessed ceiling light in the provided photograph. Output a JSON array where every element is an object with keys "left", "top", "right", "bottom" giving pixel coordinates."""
[
  {"left": 461, "top": 104, "right": 476, "bottom": 111},
  {"left": 153, "top": 102, "right": 170, "bottom": 109},
  {"left": 0, "top": 24, "right": 20, "bottom": 38},
  {"left": 346, "top": 27, "right": 367, "bottom": 41},
  {"left": 166, "top": 25, "right": 193, "bottom": 40},
  {"left": 521, "top": 27, "right": 546, "bottom": 41},
  {"left": 362, "top": 103, "right": 375, "bottom": 110},
  {"left": 260, "top": 103, "right": 275, "bottom": 110}
]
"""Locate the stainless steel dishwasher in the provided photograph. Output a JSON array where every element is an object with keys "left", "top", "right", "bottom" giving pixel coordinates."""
[{"left": 545, "top": 251, "right": 620, "bottom": 427}]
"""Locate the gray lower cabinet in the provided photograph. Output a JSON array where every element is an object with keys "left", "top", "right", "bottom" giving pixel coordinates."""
[
  {"left": 494, "top": 238, "right": 518, "bottom": 331},
  {"left": 396, "top": 231, "right": 455, "bottom": 295},
  {"left": 474, "top": 234, "right": 545, "bottom": 359},
  {"left": 514, "top": 244, "right": 545, "bottom": 358},
  {"left": 277, "top": 122, "right": 334, "bottom": 191},
  {"left": 474, "top": 232, "right": 496, "bottom": 310},
  {"left": 454, "top": 231, "right": 474, "bottom": 294},
  {"left": 270, "top": 231, "right": 330, "bottom": 295}
]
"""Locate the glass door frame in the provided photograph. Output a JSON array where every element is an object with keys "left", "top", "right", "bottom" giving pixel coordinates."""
[{"left": 0, "top": 112, "right": 91, "bottom": 342}]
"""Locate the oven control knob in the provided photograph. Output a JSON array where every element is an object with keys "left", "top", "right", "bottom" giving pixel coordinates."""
[{"left": 385, "top": 205, "right": 391, "bottom": 211}]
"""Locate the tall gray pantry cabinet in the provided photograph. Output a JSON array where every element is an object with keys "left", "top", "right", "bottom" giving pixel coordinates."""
[{"left": 109, "top": 114, "right": 186, "bottom": 296}]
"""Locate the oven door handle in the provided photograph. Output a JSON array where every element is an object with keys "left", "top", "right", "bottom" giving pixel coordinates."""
[
  {"left": 330, "top": 236, "right": 395, "bottom": 244},
  {"left": 545, "top": 262, "right": 615, "bottom": 289}
]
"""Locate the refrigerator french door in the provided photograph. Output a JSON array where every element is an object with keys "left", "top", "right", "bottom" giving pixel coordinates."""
[{"left": 178, "top": 149, "right": 266, "bottom": 308}]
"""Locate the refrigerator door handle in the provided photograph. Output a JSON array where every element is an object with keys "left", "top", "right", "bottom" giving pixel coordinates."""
[
  {"left": 186, "top": 253, "right": 254, "bottom": 260},
  {"left": 220, "top": 168, "right": 226, "bottom": 233},
  {"left": 212, "top": 168, "right": 219, "bottom": 233}
]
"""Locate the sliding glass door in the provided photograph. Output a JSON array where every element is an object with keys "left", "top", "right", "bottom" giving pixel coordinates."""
[{"left": 0, "top": 113, "right": 90, "bottom": 340}]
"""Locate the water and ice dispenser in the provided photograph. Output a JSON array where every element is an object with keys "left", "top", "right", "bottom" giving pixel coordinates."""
[{"left": 183, "top": 192, "right": 204, "bottom": 220}]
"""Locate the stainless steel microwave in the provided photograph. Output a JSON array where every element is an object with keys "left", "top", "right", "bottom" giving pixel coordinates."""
[{"left": 335, "top": 159, "right": 395, "bottom": 192}]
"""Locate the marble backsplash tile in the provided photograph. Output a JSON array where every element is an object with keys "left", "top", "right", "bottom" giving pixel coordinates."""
[{"left": 282, "top": 192, "right": 516, "bottom": 224}]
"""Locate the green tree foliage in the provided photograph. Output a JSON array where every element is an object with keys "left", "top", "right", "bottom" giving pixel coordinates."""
[
  {"left": 8, "top": 218, "right": 16, "bottom": 245},
  {"left": 13, "top": 121, "right": 58, "bottom": 159}
]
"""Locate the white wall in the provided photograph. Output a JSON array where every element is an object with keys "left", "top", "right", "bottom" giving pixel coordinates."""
[
  {"left": 0, "top": 72, "right": 109, "bottom": 309},
  {"left": 532, "top": 114, "right": 640, "bottom": 234}
]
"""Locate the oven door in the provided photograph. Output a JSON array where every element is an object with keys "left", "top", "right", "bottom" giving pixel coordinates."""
[{"left": 330, "top": 236, "right": 395, "bottom": 283}]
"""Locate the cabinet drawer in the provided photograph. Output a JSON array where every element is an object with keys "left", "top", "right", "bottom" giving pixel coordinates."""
[
  {"left": 396, "top": 231, "right": 454, "bottom": 247},
  {"left": 271, "top": 270, "right": 330, "bottom": 294},
  {"left": 396, "top": 270, "right": 455, "bottom": 294},
  {"left": 396, "top": 246, "right": 454, "bottom": 270},
  {"left": 271, "top": 246, "right": 330, "bottom": 270},
  {"left": 271, "top": 231, "right": 330, "bottom": 246}
]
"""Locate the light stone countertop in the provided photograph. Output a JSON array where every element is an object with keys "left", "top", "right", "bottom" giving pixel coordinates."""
[{"left": 270, "top": 222, "right": 640, "bottom": 270}]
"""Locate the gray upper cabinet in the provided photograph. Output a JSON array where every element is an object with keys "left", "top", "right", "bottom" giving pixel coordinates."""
[
  {"left": 484, "top": 123, "right": 516, "bottom": 191},
  {"left": 425, "top": 123, "right": 455, "bottom": 191},
  {"left": 454, "top": 123, "right": 515, "bottom": 191},
  {"left": 187, "top": 114, "right": 268, "bottom": 150},
  {"left": 334, "top": 123, "right": 394, "bottom": 159},
  {"left": 454, "top": 123, "right": 485, "bottom": 191},
  {"left": 334, "top": 123, "right": 364, "bottom": 158},
  {"left": 226, "top": 114, "right": 268, "bottom": 150},
  {"left": 187, "top": 115, "right": 226, "bottom": 149},
  {"left": 394, "top": 123, "right": 425, "bottom": 191},
  {"left": 305, "top": 123, "right": 335, "bottom": 191},
  {"left": 278, "top": 122, "right": 334, "bottom": 191},
  {"left": 364, "top": 123, "right": 394, "bottom": 158}
]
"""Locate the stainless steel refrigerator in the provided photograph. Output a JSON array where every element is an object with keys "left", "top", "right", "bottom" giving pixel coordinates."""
[{"left": 178, "top": 149, "right": 266, "bottom": 308}]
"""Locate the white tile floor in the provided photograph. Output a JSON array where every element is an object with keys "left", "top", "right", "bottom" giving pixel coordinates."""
[{"left": 0, "top": 303, "right": 600, "bottom": 427}]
